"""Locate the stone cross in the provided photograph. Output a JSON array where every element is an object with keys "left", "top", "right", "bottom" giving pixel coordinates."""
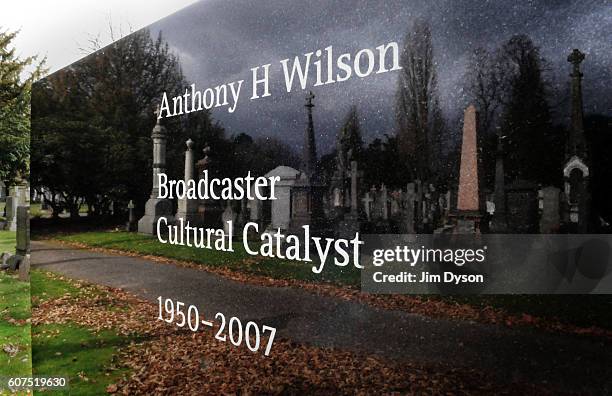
[
  {"left": 563, "top": 49, "right": 589, "bottom": 233},
  {"left": 126, "top": 200, "right": 137, "bottom": 232},
  {"left": 196, "top": 145, "right": 212, "bottom": 175},
  {"left": 305, "top": 91, "right": 315, "bottom": 108},
  {"left": 568, "top": 49, "right": 585, "bottom": 76}
]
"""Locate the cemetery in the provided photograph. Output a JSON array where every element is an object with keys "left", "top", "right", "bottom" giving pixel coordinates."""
[
  {"left": 25, "top": 4, "right": 612, "bottom": 393},
  {"left": 126, "top": 46, "right": 600, "bottom": 250}
]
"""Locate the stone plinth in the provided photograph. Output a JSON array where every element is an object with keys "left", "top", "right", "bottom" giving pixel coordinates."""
[
  {"left": 138, "top": 117, "right": 174, "bottom": 235},
  {"left": 138, "top": 199, "right": 174, "bottom": 235}
]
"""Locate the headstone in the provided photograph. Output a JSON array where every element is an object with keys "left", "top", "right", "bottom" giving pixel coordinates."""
[
  {"left": 222, "top": 202, "right": 236, "bottom": 236},
  {"left": 265, "top": 166, "right": 300, "bottom": 230},
  {"left": 7, "top": 207, "right": 30, "bottom": 280},
  {"left": 247, "top": 188, "right": 262, "bottom": 223},
  {"left": 236, "top": 198, "right": 248, "bottom": 231},
  {"left": 126, "top": 200, "right": 137, "bottom": 232},
  {"left": 290, "top": 174, "right": 312, "bottom": 228},
  {"left": 486, "top": 198, "right": 495, "bottom": 216},
  {"left": 335, "top": 161, "right": 361, "bottom": 238},
  {"left": 138, "top": 109, "right": 174, "bottom": 235},
  {"left": 506, "top": 180, "right": 539, "bottom": 233},
  {"left": 453, "top": 105, "right": 482, "bottom": 233},
  {"left": 539, "top": 186, "right": 561, "bottom": 233},
  {"left": 333, "top": 187, "right": 342, "bottom": 207},
  {"left": 444, "top": 190, "right": 451, "bottom": 219},
  {"left": 4, "top": 196, "right": 17, "bottom": 231},
  {"left": 390, "top": 193, "right": 401, "bottom": 216},
  {"left": 175, "top": 139, "right": 200, "bottom": 226},
  {"left": 361, "top": 192, "right": 373, "bottom": 221}
]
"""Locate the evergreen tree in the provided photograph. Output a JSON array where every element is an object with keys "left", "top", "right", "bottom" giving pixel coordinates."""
[
  {"left": 0, "top": 29, "right": 44, "bottom": 187},
  {"left": 31, "top": 29, "right": 221, "bottom": 217}
]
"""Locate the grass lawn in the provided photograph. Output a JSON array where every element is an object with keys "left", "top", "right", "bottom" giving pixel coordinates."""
[
  {"left": 0, "top": 271, "right": 32, "bottom": 379},
  {"left": 31, "top": 271, "right": 130, "bottom": 395},
  {"left": 55, "top": 231, "right": 361, "bottom": 285},
  {"left": 30, "top": 203, "right": 44, "bottom": 219},
  {"left": 0, "top": 230, "right": 15, "bottom": 253}
]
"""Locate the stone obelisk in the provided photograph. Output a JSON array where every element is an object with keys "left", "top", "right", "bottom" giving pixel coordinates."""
[
  {"left": 454, "top": 104, "right": 482, "bottom": 233},
  {"left": 138, "top": 108, "right": 174, "bottom": 235},
  {"left": 175, "top": 139, "right": 200, "bottom": 226}
]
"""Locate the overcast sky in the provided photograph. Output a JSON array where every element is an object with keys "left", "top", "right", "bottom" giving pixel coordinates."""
[
  {"left": 146, "top": 0, "right": 611, "bottom": 153},
  {"left": 1, "top": 0, "right": 197, "bottom": 76}
]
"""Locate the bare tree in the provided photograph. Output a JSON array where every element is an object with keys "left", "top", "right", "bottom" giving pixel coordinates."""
[
  {"left": 395, "top": 19, "right": 443, "bottom": 182},
  {"left": 464, "top": 47, "right": 507, "bottom": 136}
]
